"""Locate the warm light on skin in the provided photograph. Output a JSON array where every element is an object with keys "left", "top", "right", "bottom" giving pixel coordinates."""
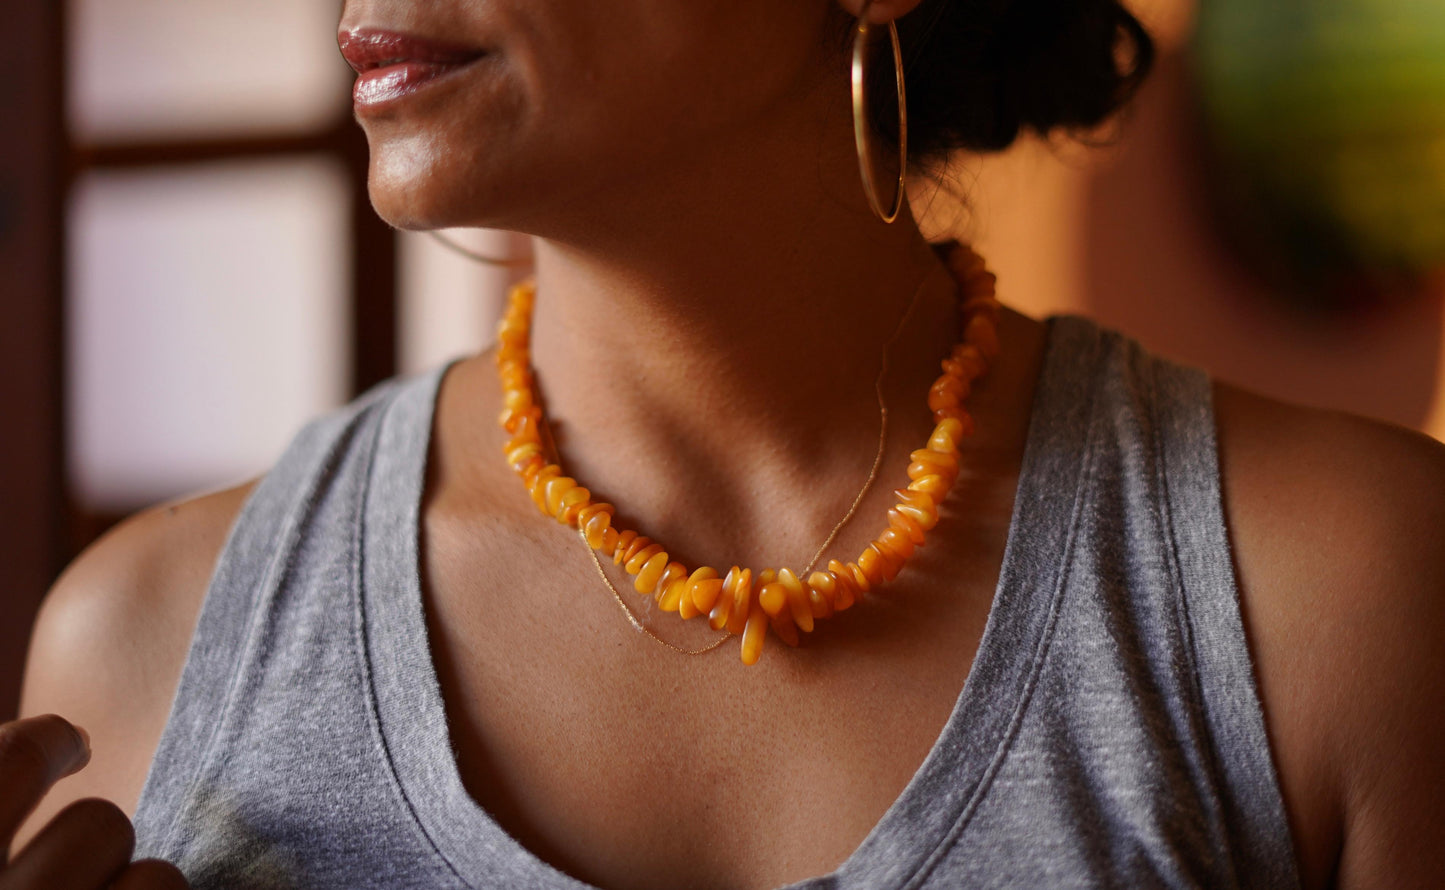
[
  {"left": 342, "top": 0, "right": 859, "bottom": 238},
  {"left": 336, "top": 0, "right": 968, "bottom": 561},
  {"left": 340, "top": 0, "right": 925, "bottom": 237}
]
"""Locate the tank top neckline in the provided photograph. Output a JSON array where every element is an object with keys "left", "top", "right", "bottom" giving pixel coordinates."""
[{"left": 359, "top": 316, "right": 1106, "bottom": 889}]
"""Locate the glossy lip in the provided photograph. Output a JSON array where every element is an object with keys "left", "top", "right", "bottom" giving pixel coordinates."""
[{"left": 339, "top": 28, "right": 487, "bottom": 111}]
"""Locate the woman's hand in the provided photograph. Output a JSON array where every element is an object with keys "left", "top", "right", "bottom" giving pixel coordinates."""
[{"left": 0, "top": 715, "right": 188, "bottom": 889}]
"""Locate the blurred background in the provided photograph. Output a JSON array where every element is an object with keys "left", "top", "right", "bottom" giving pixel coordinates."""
[{"left": 1, "top": 0, "right": 1442, "bottom": 718}]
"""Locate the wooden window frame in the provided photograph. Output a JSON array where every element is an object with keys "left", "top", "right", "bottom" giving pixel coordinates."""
[{"left": 0, "top": 3, "right": 395, "bottom": 718}]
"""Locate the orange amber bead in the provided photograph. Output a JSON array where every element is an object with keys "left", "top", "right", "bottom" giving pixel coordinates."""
[
  {"left": 598, "top": 526, "right": 621, "bottom": 557},
  {"left": 625, "top": 543, "right": 664, "bottom": 575},
  {"left": 876, "top": 542, "right": 906, "bottom": 581},
  {"left": 940, "top": 357, "right": 968, "bottom": 379},
  {"left": 887, "top": 508, "right": 927, "bottom": 545},
  {"left": 511, "top": 452, "right": 545, "bottom": 477},
  {"left": 950, "top": 343, "right": 988, "bottom": 378},
  {"left": 519, "top": 460, "right": 549, "bottom": 487},
  {"left": 686, "top": 567, "right": 725, "bottom": 615},
  {"left": 855, "top": 543, "right": 901, "bottom": 583},
  {"left": 857, "top": 545, "right": 888, "bottom": 587},
  {"left": 807, "top": 584, "right": 833, "bottom": 619},
  {"left": 499, "top": 367, "right": 531, "bottom": 393},
  {"left": 502, "top": 369, "right": 529, "bottom": 389},
  {"left": 612, "top": 530, "right": 638, "bottom": 566},
  {"left": 842, "top": 560, "right": 872, "bottom": 594},
  {"left": 556, "top": 487, "right": 591, "bottom": 524},
  {"left": 505, "top": 440, "right": 542, "bottom": 468},
  {"left": 660, "top": 580, "right": 687, "bottom": 613},
  {"left": 827, "top": 561, "right": 859, "bottom": 610},
  {"left": 719, "top": 567, "right": 751, "bottom": 634},
  {"left": 927, "top": 389, "right": 961, "bottom": 413},
  {"left": 730, "top": 570, "right": 762, "bottom": 635},
  {"left": 876, "top": 527, "right": 916, "bottom": 561},
  {"left": 708, "top": 597, "right": 732, "bottom": 632},
  {"left": 908, "top": 458, "right": 958, "bottom": 488},
  {"left": 931, "top": 374, "right": 969, "bottom": 399},
  {"left": 740, "top": 603, "right": 769, "bottom": 665},
  {"left": 498, "top": 324, "right": 527, "bottom": 344},
  {"left": 910, "top": 448, "right": 958, "bottom": 473},
  {"left": 633, "top": 551, "right": 670, "bottom": 593},
  {"left": 576, "top": 502, "right": 614, "bottom": 525},
  {"left": 530, "top": 467, "right": 562, "bottom": 513},
  {"left": 582, "top": 513, "right": 613, "bottom": 549},
  {"left": 770, "top": 611, "right": 801, "bottom": 648},
  {"left": 676, "top": 578, "right": 700, "bottom": 618},
  {"left": 907, "top": 461, "right": 957, "bottom": 488},
  {"left": 759, "top": 582, "right": 787, "bottom": 618},
  {"left": 896, "top": 502, "right": 939, "bottom": 532},
  {"left": 620, "top": 534, "right": 655, "bottom": 567},
  {"left": 907, "top": 473, "right": 951, "bottom": 501},
  {"left": 656, "top": 561, "right": 688, "bottom": 597},
  {"left": 928, "top": 418, "right": 965, "bottom": 454},
  {"left": 807, "top": 571, "right": 837, "bottom": 606},
  {"left": 658, "top": 564, "right": 689, "bottom": 611},
  {"left": 894, "top": 487, "right": 929, "bottom": 508},
  {"left": 503, "top": 388, "right": 533, "bottom": 414},
  {"left": 951, "top": 412, "right": 977, "bottom": 438},
  {"left": 776, "top": 568, "right": 814, "bottom": 634},
  {"left": 541, "top": 475, "right": 577, "bottom": 516},
  {"left": 964, "top": 314, "right": 1000, "bottom": 360}
]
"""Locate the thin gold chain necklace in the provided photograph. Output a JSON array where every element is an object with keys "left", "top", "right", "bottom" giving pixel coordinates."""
[
  {"left": 581, "top": 265, "right": 936, "bottom": 656},
  {"left": 495, "top": 242, "right": 1001, "bottom": 664}
]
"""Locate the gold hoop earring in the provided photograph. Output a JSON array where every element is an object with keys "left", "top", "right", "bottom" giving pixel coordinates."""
[{"left": 851, "top": 8, "right": 908, "bottom": 224}]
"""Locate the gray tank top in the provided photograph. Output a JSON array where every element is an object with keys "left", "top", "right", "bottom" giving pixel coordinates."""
[{"left": 132, "top": 316, "right": 1301, "bottom": 889}]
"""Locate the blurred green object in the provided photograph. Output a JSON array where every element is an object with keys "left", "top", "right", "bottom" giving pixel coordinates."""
[{"left": 1193, "top": 0, "right": 1445, "bottom": 307}]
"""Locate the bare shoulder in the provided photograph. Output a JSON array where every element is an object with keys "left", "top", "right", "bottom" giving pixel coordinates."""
[
  {"left": 1213, "top": 382, "right": 1445, "bottom": 890},
  {"left": 14, "top": 481, "right": 257, "bottom": 852}
]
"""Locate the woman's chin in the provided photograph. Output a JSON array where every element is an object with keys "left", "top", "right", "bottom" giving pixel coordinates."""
[
  {"left": 366, "top": 169, "right": 485, "bottom": 232},
  {"left": 367, "top": 192, "right": 446, "bottom": 232}
]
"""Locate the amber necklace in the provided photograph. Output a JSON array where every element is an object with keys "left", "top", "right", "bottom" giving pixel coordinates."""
[{"left": 495, "top": 242, "right": 1001, "bottom": 664}]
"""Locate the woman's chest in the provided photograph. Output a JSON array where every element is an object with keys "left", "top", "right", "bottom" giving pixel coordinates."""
[{"left": 418, "top": 519, "right": 999, "bottom": 890}]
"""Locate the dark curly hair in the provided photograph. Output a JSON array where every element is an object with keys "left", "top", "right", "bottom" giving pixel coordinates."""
[{"left": 842, "top": 0, "right": 1155, "bottom": 164}]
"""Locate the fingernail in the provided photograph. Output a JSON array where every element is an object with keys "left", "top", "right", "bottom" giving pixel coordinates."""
[{"left": 71, "top": 723, "right": 91, "bottom": 754}]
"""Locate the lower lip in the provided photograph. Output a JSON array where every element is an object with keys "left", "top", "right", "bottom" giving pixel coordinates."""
[{"left": 353, "top": 58, "right": 482, "bottom": 111}]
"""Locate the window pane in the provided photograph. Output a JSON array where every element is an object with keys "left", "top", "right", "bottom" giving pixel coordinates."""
[
  {"left": 69, "top": 0, "right": 351, "bottom": 141},
  {"left": 68, "top": 158, "right": 351, "bottom": 510},
  {"left": 398, "top": 229, "right": 523, "bottom": 375}
]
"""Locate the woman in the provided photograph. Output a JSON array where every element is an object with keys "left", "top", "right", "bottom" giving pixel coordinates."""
[{"left": 7, "top": 0, "right": 1444, "bottom": 887}]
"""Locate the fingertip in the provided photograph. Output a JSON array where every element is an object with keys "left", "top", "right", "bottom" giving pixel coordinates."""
[
  {"left": 58, "top": 718, "right": 92, "bottom": 776},
  {"left": 3, "top": 714, "right": 91, "bottom": 779}
]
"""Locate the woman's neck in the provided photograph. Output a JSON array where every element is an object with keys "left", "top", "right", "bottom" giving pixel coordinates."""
[
  {"left": 493, "top": 64, "right": 981, "bottom": 566},
  {"left": 523, "top": 202, "right": 963, "bottom": 565},
  {"left": 532, "top": 216, "right": 948, "bottom": 421}
]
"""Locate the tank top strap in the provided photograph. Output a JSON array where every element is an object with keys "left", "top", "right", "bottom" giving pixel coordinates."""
[
  {"left": 132, "top": 373, "right": 422, "bottom": 857},
  {"left": 1143, "top": 328, "right": 1301, "bottom": 886}
]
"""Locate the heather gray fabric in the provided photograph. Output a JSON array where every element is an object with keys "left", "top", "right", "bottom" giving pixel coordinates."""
[{"left": 132, "top": 316, "right": 1302, "bottom": 889}]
